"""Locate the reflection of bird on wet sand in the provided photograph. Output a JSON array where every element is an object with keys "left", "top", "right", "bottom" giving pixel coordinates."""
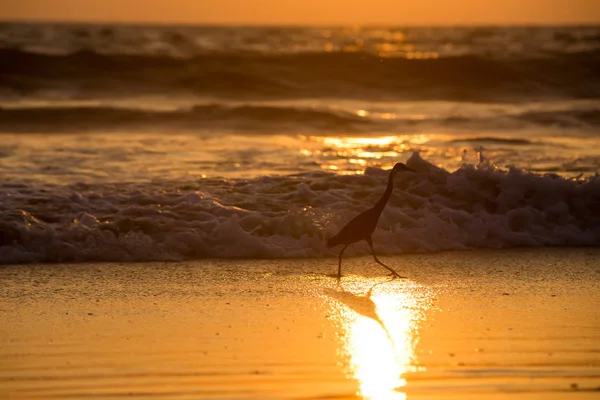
[
  {"left": 327, "top": 163, "right": 416, "bottom": 280},
  {"left": 325, "top": 279, "right": 395, "bottom": 345}
]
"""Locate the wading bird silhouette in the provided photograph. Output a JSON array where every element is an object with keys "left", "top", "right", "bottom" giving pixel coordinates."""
[{"left": 327, "top": 163, "right": 416, "bottom": 280}]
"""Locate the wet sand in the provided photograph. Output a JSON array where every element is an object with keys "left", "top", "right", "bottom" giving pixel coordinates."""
[{"left": 1, "top": 248, "right": 599, "bottom": 399}]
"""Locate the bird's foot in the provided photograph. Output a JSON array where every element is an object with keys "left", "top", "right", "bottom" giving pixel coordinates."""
[
  {"left": 326, "top": 272, "right": 343, "bottom": 281},
  {"left": 388, "top": 272, "right": 408, "bottom": 280}
]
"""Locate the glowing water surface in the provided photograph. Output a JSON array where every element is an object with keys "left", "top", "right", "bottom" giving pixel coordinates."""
[
  {"left": 2, "top": 126, "right": 598, "bottom": 186},
  {"left": 325, "top": 279, "right": 430, "bottom": 399}
]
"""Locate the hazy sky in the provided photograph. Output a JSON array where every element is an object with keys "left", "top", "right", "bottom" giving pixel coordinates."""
[{"left": 2, "top": 0, "right": 600, "bottom": 25}]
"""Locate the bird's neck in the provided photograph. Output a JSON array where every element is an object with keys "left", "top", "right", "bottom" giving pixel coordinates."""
[{"left": 372, "top": 172, "right": 395, "bottom": 215}]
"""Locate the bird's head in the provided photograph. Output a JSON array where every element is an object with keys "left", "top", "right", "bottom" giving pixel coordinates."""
[{"left": 391, "top": 162, "right": 416, "bottom": 175}]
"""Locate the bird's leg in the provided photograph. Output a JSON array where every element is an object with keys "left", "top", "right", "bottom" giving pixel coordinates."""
[
  {"left": 366, "top": 236, "right": 407, "bottom": 279},
  {"left": 337, "top": 244, "right": 349, "bottom": 281}
]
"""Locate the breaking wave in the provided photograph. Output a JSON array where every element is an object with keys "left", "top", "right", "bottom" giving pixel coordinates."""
[{"left": 1, "top": 153, "right": 598, "bottom": 264}]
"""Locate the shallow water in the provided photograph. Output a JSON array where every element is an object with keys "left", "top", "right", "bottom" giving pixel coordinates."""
[{"left": 1, "top": 249, "right": 599, "bottom": 399}]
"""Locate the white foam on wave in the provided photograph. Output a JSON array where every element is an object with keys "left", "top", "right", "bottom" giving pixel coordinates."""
[{"left": 0, "top": 153, "right": 598, "bottom": 264}]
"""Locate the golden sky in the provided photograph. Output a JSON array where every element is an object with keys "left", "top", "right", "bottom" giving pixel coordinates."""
[{"left": 1, "top": 0, "right": 599, "bottom": 25}]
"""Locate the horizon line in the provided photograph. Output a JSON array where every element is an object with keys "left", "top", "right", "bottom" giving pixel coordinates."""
[{"left": 1, "top": 17, "right": 599, "bottom": 28}]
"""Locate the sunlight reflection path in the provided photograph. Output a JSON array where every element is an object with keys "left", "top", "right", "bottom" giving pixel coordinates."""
[
  {"left": 301, "top": 134, "right": 446, "bottom": 174},
  {"left": 325, "top": 279, "right": 429, "bottom": 400}
]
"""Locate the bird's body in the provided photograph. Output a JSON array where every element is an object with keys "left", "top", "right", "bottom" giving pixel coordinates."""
[
  {"left": 327, "top": 162, "right": 415, "bottom": 280},
  {"left": 327, "top": 207, "right": 380, "bottom": 248}
]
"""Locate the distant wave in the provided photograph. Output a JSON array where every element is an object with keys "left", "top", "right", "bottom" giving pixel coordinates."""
[
  {"left": 2, "top": 48, "right": 600, "bottom": 102},
  {"left": 449, "top": 137, "right": 534, "bottom": 145},
  {"left": 515, "top": 108, "right": 600, "bottom": 128},
  {"left": 0, "top": 104, "right": 373, "bottom": 133},
  {"left": 2, "top": 103, "right": 599, "bottom": 133},
  {"left": 1, "top": 153, "right": 599, "bottom": 264}
]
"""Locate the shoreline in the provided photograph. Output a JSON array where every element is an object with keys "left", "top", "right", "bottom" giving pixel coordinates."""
[{"left": 1, "top": 245, "right": 598, "bottom": 265}]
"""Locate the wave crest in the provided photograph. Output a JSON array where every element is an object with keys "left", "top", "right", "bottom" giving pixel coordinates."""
[{"left": 2, "top": 103, "right": 599, "bottom": 133}]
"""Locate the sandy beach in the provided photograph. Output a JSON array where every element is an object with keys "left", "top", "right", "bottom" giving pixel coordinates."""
[{"left": 1, "top": 248, "right": 599, "bottom": 399}]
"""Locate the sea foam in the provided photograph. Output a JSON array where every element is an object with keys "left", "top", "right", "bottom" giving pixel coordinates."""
[{"left": 1, "top": 153, "right": 598, "bottom": 264}]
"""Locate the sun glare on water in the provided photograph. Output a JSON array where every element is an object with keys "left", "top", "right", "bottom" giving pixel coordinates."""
[
  {"left": 322, "top": 136, "right": 398, "bottom": 148},
  {"left": 301, "top": 135, "right": 435, "bottom": 174},
  {"left": 327, "top": 281, "right": 425, "bottom": 399}
]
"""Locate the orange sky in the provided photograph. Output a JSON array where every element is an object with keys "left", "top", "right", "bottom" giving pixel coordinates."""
[{"left": 1, "top": 0, "right": 599, "bottom": 25}]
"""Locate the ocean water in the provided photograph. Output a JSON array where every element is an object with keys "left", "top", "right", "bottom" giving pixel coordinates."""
[{"left": 0, "top": 23, "right": 599, "bottom": 263}]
